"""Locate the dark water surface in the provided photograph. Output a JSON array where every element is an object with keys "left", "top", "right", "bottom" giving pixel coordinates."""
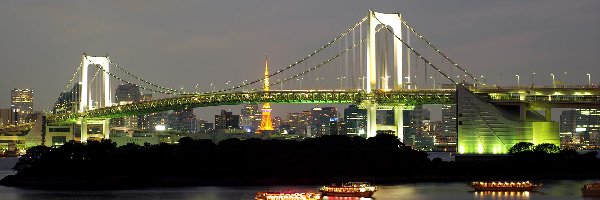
[{"left": 0, "top": 157, "right": 597, "bottom": 200}]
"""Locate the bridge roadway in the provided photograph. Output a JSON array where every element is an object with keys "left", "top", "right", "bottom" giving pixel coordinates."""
[{"left": 47, "top": 87, "right": 600, "bottom": 124}]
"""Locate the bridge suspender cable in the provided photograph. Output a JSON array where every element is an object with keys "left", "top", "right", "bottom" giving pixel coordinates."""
[
  {"left": 397, "top": 14, "right": 479, "bottom": 84},
  {"left": 210, "top": 16, "right": 369, "bottom": 94},
  {"left": 373, "top": 15, "right": 457, "bottom": 84},
  {"left": 246, "top": 26, "right": 386, "bottom": 92}
]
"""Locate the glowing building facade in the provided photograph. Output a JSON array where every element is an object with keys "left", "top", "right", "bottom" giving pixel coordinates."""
[{"left": 457, "top": 86, "right": 559, "bottom": 154}]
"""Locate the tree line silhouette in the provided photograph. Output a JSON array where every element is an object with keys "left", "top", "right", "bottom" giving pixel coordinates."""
[{"left": 3, "top": 135, "right": 600, "bottom": 188}]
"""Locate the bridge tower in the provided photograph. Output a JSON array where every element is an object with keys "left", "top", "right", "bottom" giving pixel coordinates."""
[
  {"left": 78, "top": 53, "right": 112, "bottom": 141},
  {"left": 258, "top": 55, "right": 274, "bottom": 132},
  {"left": 363, "top": 10, "right": 408, "bottom": 141}
]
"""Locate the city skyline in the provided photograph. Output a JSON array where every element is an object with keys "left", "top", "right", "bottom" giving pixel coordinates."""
[{"left": 0, "top": 1, "right": 598, "bottom": 121}]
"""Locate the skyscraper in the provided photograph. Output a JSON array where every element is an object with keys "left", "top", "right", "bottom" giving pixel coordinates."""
[
  {"left": 11, "top": 89, "right": 33, "bottom": 124},
  {"left": 259, "top": 55, "right": 274, "bottom": 132}
]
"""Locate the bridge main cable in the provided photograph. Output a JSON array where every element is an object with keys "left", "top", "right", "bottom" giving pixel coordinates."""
[{"left": 84, "top": 57, "right": 183, "bottom": 94}]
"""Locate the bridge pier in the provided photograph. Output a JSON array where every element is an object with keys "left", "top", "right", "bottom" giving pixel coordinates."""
[
  {"left": 394, "top": 108, "right": 404, "bottom": 142},
  {"left": 79, "top": 118, "right": 110, "bottom": 142},
  {"left": 45, "top": 124, "right": 74, "bottom": 146},
  {"left": 364, "top": 101, "right": 407, "bottom": 142}
]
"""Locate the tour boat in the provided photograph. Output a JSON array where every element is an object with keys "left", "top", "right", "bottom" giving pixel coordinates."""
[
  {"left": 582, "top": 182, "right": 600, "bottom": 196},
  {"left": 319, "top": 182, "right": 377, "bottom": 197},
  {"left": 469, "top": 181, "right": 542, "bottom": 191},
  {"left": 255, "top": 192, "right": 321, "bottom": 200}
]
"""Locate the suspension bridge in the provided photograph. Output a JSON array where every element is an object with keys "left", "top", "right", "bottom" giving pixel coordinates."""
[{"left": 12, "top": 10, "right": 599, "bottom": 154}]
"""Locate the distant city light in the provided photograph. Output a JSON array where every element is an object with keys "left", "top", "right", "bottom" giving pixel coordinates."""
[{"left": 155, "top": 125, "right": 166, "bottom": 131}]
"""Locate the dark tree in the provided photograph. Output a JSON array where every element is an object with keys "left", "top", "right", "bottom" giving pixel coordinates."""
[{"left": 508, "top": 142, "right": 534, "bottom": 154}]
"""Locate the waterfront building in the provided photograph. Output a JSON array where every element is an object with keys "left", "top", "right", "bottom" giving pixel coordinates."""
[{"left": 11, "top": 88, "right": 33, "bottom": 124}]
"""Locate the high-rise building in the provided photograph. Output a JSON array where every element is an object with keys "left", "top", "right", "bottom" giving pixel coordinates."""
[
  {"left": 138, "top": 94, "right": 162, "bottom": 130},
  {"left": 560, "top": 109, "right": 600, "bottom": 133},
  {"left": 0, "top": 109, "right": 14, "bottom": 127},
  {"left": 168, "top": 108, "right": 197, "bottom": 133},
  {"left": 215, "top": 110, "right": 240, "bottom": 130},
  {"left": 259, "top": 56, "right": 274, "bottom": 132},
  {"left": 344, "top": 105, "right": 367, "bottom": 137},
  {"left": 310, "top": 107, "right": 337, "bottom": 136},
  {"left": 11, "top": 89, "right": 34, "bottom": 124},
  {"left": 240, "top": 104, "right": 261, "bottom": 132},
  {"left": 441, "top": 104, "right": 457, "bottom": 138},
  {"left": 52, "top": 83, "right": 81, "bottom": 114},
  {"left": 115, "top": 84, "right": 141, "bottom": 103},
  {"left": 197, "top": 120, "right": 214, "bottom": 133},
  {"left": 560, "top": 109, "right": 600, "bottom": 147},
  {"left": 112, "top": 84, "right": 142, "bottom": 129}
]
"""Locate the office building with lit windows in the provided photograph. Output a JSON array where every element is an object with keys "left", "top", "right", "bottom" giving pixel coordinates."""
[{"left": 11, "top": 89, "right": 33, "bottom": 124}]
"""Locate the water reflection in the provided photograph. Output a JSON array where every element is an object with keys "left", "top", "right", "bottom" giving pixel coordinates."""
[
  {"left": 473, "top": 191, "right": 530, "bottom": 200},
  {"left": 322, "top": 197, "right": 374, "bottom": 200}
]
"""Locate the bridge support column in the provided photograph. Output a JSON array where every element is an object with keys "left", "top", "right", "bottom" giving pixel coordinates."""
[
  {"left": 45, "top": 124, "right": 74, "bottom": 146},
  {"left": 81, "top": 119, "right": 88, "bottom": 142},
  {"left": 394, "top": 108, "right": 404, "bottom": 142},
  {"left": 519, "top": 104, "right": 527, "bottom": 121},
  {"left": 366, "top": 105, "right": 377, "bottom": 138},
  {"left": 102, "top": 119, "right": 110, "bottom": 139},
  {"left": 80, "top": 118, "right": 110, "bottom": 142},
  {"left": 544, "top": 108, "right": 552, "bottom": 122}
]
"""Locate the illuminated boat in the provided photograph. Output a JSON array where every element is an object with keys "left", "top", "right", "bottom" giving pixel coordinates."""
[
  {"left": 582, "top": 182, "right": 600, "bottom": 196},
  {"left": 255, "top": 192, "right": 321, "bottom": 200},
  {"left": 469, "top": 181, "right": 542, "bottom": 191},
  {"left": 319, "top": 182, "right": 377, "bottom": 197}
]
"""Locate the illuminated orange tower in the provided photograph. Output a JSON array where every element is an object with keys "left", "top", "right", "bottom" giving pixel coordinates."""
[{"left": 258, "top": 55, "right": 274, "bottom": 132}]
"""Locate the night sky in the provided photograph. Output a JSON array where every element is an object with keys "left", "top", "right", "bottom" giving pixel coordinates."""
[{"left": 0, "top": 1, "right": 598, "bottom": 121}]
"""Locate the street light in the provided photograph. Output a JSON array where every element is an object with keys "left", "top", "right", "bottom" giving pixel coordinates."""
[
  {"left": 550, "top": 74, "right": 555, "bottom": 88},
  {"left": 430, "top": 76, "right": 436, "bottom": 89},
  {"left": 195, "top": 83, "right": 199, "bottom": 94},
  {"left": 277, "top": 79, "right": 282, "bottom": 90},
  {"left": 380, "top": 76, "right": 390, "bottom": 89},
  {"left": 210, "top": 82, "right": 215, "bottom": 93},
  {"left": 338, "top": 76, "right": 346, "bottom": 90},
  {"left": 515, "top": 74, "right": 520, "bottom": 88},
  {"left": 358, "top": 76, "right": 366, "bottom": 91},
  {"left": 480, "top": 75, "right": 486, "bottom": 86},
  {"left": 531, "top": 72, "right": 536, "bottom": 87},
  {"left": 587, "top": 73, "right": 591, "bottom": 87}
]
